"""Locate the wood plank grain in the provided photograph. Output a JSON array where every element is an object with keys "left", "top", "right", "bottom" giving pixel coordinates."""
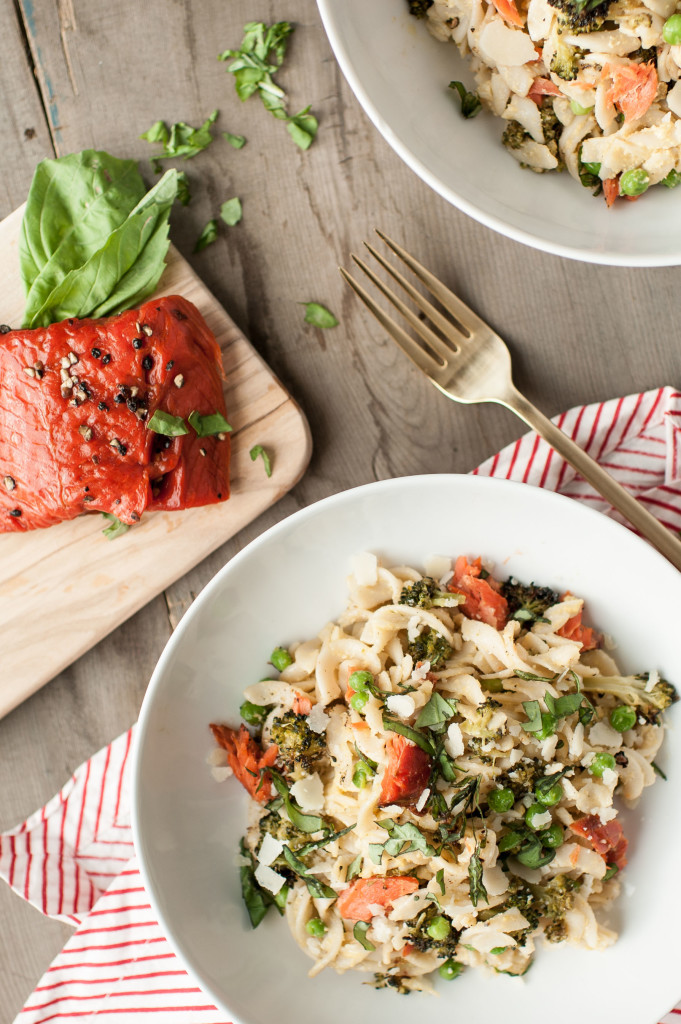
[{"left": 0, "top": 205, "right": 311, "bottom": 718}]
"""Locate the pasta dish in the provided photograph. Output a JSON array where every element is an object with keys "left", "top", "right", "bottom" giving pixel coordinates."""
[{"left": 209, "top": 553, "right": 676, "bottom": 992}]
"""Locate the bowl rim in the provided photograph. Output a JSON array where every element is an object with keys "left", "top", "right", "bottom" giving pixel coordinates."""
[
  {"left": 315, "top": 0, "right": 681, "bottom": 268},
  {"left": 131, "top": 473, "right": 681, "bottom": 1021}
]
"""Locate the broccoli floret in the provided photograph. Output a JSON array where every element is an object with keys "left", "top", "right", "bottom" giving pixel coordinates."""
[
  {"left": 501, "top": 577, "right": 559, "bottom": 625},
  {"left": 400, "top": 577, "right": 461, "bottom": 609},
  {"left": 495, "top": 759, "right": 543, "bottom": 798},
  {"left": 502, "top": 120, "right": 529, "bottom": 151},
  {"left": 407, "top": 627, "right": 453, "bottom": 668},
  {"left": 406, "top": 905, "right": 461, "bottom": 957},
  {"left": 371, "top": 973, "right": 412, "bottom": 994},
  {"left": 258, "top": 811, "right": 309, "bottom": 852},
  {"left": 270, "top": 711, "right": 326, "bottom": 775},
  {"left": 504, "top": 873, "right": 579, "bottom": 944},
  {"left": 549, "top": 35, "right": 581, "bottom": 80},
  {"left": 406, "top": 0, "right": 433, "bottom": 16},
  {"left": 580, "top": 674, "right": 678, "bottom": 723},
  {"left": 461, "top": 698, "right": 503, "bottom": 740},
  {"left": 547, "top": 0, "right": 610, "bottom": 32}
]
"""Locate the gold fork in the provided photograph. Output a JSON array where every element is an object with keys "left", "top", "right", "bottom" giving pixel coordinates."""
[{"left": 340, "top": 231, "right": 681, "bottom": 574}]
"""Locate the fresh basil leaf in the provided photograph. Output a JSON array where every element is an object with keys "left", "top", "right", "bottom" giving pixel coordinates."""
[
  {"left": 146, "top": 410, "right": 189, "bottom": 436},
  {"left": 297, "top": 824, "right": 356, "bottom": 857},
  {"left": 273, "top": 882, "right": 289, "bottom": 914},
  {"left": 468, "top": 844, "right": 488, "bottom": 907},
  {"left": 141, "top": 109, "right": 218, "bottom": 160},
  {"left": 534, "top": 766, "right": 571, "bottom": 801},
  {"left": 354, "top": 743, "right": 378, "bottom": 773},
  {"left": 481, "top": 679, "right": 505, "bottom": 692},
  {"left": 101, "top": 513, "right": 130, "bottom": 540},
  {"left": 490, "top": 946, "right": 508, "bottom": 955},
  {"left": 250, "top": 444, "right": 272, "bottom": 477},
  {"left": 652, "top": 760, "right": 667, "bottom": 780},
  {"left": 282, "top": 845, "right": 337, "bottom": 899},
  {"left": 415, "top": 692, "right": 458, "bottom": 730},
  {"left": 220, "top": 197, "right": 243, "bottom": 226},
  {"left": 368, "top": 843, "right": 385, "bottom": 865},
  {"left": 603, "top": 863, "right": 619, "bottom": 880},
  {"left": 515, "top": 838, "right": 555, "bottom": 869},
  {"left": 194, "top": 219, "right": 218, "bottom": 252},
  {"left": 239, "top": 838, "right": 272, "bottom": 928},
  {"left": 188, "top": 410, "right": 233, "bottom": 437},
  {"left": 354, "top": 921, "right": 375, "bottom": 951},
  {"left": 382, "top": 716, "right": 434, "bottom": 755},
  {"left": 515, "top": 670, "right": 557, "bottom": 682},
  {"left": 449, "top": 80, "right": 482, "bottom": 119},
  {"left": 301, "top": 301, "right": 339, "bottom": 329},
  {"left": 22, "top": 161, "right": 181, "bottom": 327},
  {"left": 544, "top": 691, "right": 583, "bottom": 719},
  {"left": 346, "top": 855, "right": 363, "bottom": 880},
  {"left": 436, "top": 868, "right": 445, "bottom": 895},
  {"left": 269, "top": 769, "right": 326, "bottom": 834},
  {"left": 287, "top": 106, "right": 318, "bottom": 150},
  {"left": 520, "top": 700, "right": 543, "bottom": 733},
  {"left": 375, "top": 820, "right": 436, "bottom": 858},
  {"left": 176, "top": 171, "right": 191, "bottom": 206},
  {"left": 224, "top": 131, "right": 246, "bottom": 149}
]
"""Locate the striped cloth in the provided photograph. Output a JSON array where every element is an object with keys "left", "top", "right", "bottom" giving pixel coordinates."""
[{"left": 2, "top": 385, "right": 681, "bottom": 1024}]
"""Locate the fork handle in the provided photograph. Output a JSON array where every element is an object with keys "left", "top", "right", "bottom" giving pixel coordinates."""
[{"left": 500, "top": 388, "right": 681, "bottom": 573}]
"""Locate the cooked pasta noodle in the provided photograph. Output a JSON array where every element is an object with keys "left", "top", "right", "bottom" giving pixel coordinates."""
[{"left": 210, "top": 553, "right": 676, "bottom": 992}]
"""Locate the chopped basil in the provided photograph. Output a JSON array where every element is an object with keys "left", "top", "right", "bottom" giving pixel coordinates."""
[
  {"left": 273, "top": 883, "right": 289, "bottom": 914},
  {"left": 534, "top": 766, "right": 571, "bottom": 802},
  {"left": 448, "top": 80, "right": 482, "bottom": 119},
  {"left": 282, "top": 845, "right": 337, "bottom": 899},
  {"left": 250, "top": 444, "right": 272, "bottom": 477},
  {"left": 239, "top": 838, "right": 272, "bottom": 928},
  {"left": 652, "top": 760, "right": 668, "bottom": 780},
  {"left": 415, "top": 692, "right": 458, "bottom": 732},
  {"left": 220, "top": 197, "right": 243, "bottom": 226},
  {"left": 353, "top": 921, "right": 375, "bottom": 951},
  {"left": 368, "top": 843, "right": 385, "bottom": 865},
  {"left": 297, "top": 824, "right": 356, "bottom": 857},
  {"left": 224, "top": 131, "right": 246, "bottom": 149},
  {"left": 544, "top": 691, "right": 583, "bottom": 719},
  {"left": 490, "top": 946, "right": 508, "bottom": 955},
  {"left": 468, "top": 844, "right": 488, "bottom": 907},
  {"left": 146, "top": 409, "right": 189, "bottom": 436},
  {"left": 140, "top": 109, "right": 218, "bottom": 160},
  {"left": 176, "top": 171, "right": 191, "bottom": 206},
  {"left": 194, "top": 219, "right": 218, "bottom": 252},
  {"left": 268, "top": 768, "right": 326, "bottom": 834},
  {"left": 346, "top": 855, "right": 363, "bottom": 880},
  {"left": 376, "top": 819, "right": 436, "bottom": 858},
  {"left": 220, "top": 22, "right": 317, "bottom": 148},
  {"left": 436, "top": 868, "right": 446, "bottom": 895},
  {"left": 515, "top": 670, "right": 557, "bottom": 682},
  {"left": 520, "top": 700, "right": 543, "bottom": 733},
  {"left": 603, "top": 863, "right": 619, "bottom": 880},
  {"left": 354, "top": 743, "right": 378, "bottom": 774},
  {"left": 481, "top": 679, "right": 505, "bottom": 692},
  {"left": 301, "top": 301, "right": 339, "bottom": 329},
  {"left": 188, "top": 410, "right": 233, "bottom": 437},
  {"left": 101, "top": 512, "right": 130, "bottom": 540},
  {"left": 382, "top": 716, "right": 435, "bottom": 755}
]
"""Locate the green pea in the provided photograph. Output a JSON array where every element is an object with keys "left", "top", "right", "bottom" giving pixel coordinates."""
[
  {"left": 516, "top": 840, "right": 556, "bottom": 869},
  {"left": 535, "top": 782, "right": 562, "bottom": 807},
  {"left": 306, "top": 917, "right": 327, "bottom": 937},
  {"left": 350, "top": 691, "right": 369, "bottom": 713},
  {"left": 539, "top": 823, "right": 564, "bottom": 848},
  {"left": 589, "top": 752, "right": 616, "bottom": 777},
  {"left": 570, "top": 99, "right": 593, "bottom": 115},
  {"left": 663, "top": 12, "right": 681, "bottom": 44},
  {"left": 239, "top": 700, "right": 268, "bottom": 726},
  {"left": 662, "top": 169, "right": 681, "bottom": 189},
  {"left": 348, "top": 669, "right": 374, "bottom": 694},
  {"left": 426, "top": 915, "right": 451, "bottom": 941},
  {"left": 525, "top": 803, "right": 552, "bottom": 831},
  {"left": 609, "top": 705, "right": 636, "bottom": 732},
  {"left": 270, "top": 646, "right": 293, "bottom": 671},
  {"left": 352, "top": 763, "right": 370, "bottom": 788},
  {"left": 439, "top": 959, "right": 462, "bottom": 980},
  {"left": 619, "top": 169, "right": 649, "bottom": 197},
  {"left": 488, "top": 787, "right": 515, "bottom": 813}
]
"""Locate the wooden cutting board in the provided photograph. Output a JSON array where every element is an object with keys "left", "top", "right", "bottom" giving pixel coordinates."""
[{"left": 0, "top": 205, "right": 312, "bottom": 719}]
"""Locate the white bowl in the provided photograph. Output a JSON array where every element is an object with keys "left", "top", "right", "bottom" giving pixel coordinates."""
[
  {"left": 132, "top": 475, "right": 680, "bottom": 1024},
  {"left": 316, "top": 0, "right": 681, "bottom": 267}
]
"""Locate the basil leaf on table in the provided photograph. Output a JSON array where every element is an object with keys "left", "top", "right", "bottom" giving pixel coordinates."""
[
  {"left": 250, "top": 444, "right": 272, "bottom": 477},
  {"left": 21, "top": 156, "right": 182, "bottom": 328},
  {"left": 301, "top": 302, "right": 338, "bottom": 329},
  {"left": 140, "top": 110, "right": 218, "bottom": 160},
  {"left": 220, "top": 197, "right": 243, "bottom": 226},
  {"left": 194, "top": 219, "right": 218, "bottom": 252},
  {"left": 100, "top": 513, "right": 130, "bottom": 540}
]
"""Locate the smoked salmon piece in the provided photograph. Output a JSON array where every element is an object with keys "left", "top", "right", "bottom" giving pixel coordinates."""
[
  {"left": 603, "top": 62, "right": 658, "bottom": 124},
  {"left": 379, "top": 734, "right": 431, "bottom": 807},
  {"left": 490, "top": 0, "right": 525, "bottom": 27},
  {"left": 210, "top": 723, "right": 278, "bottom": 803},
  {"left": 557, "top": 594, "right": 600, "bottom": 650},
  {"left": 569, "top": 815, "right": 628, "bottom": 870},
  {"left": 448, "top": 555, "right": 509, "bottom": 629},
  {"left": 337, "top": 876, "right": 420, "bottom": 921},
  {"left": 0, "top": 295, "right": 230, "bottom": 531}
]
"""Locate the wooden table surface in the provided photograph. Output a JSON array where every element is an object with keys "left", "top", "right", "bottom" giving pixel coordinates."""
[{"left": 0, "top": 0, "right": 678, "bottom": 1015}]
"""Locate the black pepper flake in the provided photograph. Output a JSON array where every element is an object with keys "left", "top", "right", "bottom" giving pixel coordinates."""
[
  {"left": 84, "top": 486, "right": 90, "bottom": 492},
  {"left": 98, "top": 401, "right": 108, "bottom": 412},
  {"left": 165, "top": 360, "right": 174, "bottom": 370},
  {"left": 130, "top": 511, "right": 140, "bottom": 522},
  {"left": 126, "top": 397, "right": 139, "bottom": 412},
  {"left": 102, "top": 354, "right": 111, "bottom": 365},
  {"left": 217, "top": 493, "right": 222, "bottom": 499},
  {"left": 91, "top": 347, "right": 101, "bottom": 359},
  {"left": 0, "top": 324, "right": 12, "bottom": 334},
  {"left": 141, "top": 355, "right": 153, "bottom": 371},
  {"left": 9, "top": 508, "right": 21, "bottom": 517},
  {"left": 92, "top": 455, "right": 100, "bottom": 464},
  {"left": 171, "top": 308, "right": 188, "bottom": 321},
  {"left": 132, "top": 337, "right": 144, "bottom": 349},
  {"left": 114, "top": 498, "right": 121, "bottom": 504},
  {"left": 114, "top": 393, "right": 126, "bottom": 404},
  {"left": 83, "top": 495, "right": 95, "bottom": 502}
]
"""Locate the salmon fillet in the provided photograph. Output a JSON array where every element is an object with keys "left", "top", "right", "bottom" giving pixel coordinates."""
[{"left": 0, "top": 295, "right": 230, "bottom": 531}]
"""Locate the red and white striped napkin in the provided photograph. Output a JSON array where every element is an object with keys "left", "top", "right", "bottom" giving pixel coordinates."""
[{"left": 2, "top": 385, "right": 681, "bottom": 1024}]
